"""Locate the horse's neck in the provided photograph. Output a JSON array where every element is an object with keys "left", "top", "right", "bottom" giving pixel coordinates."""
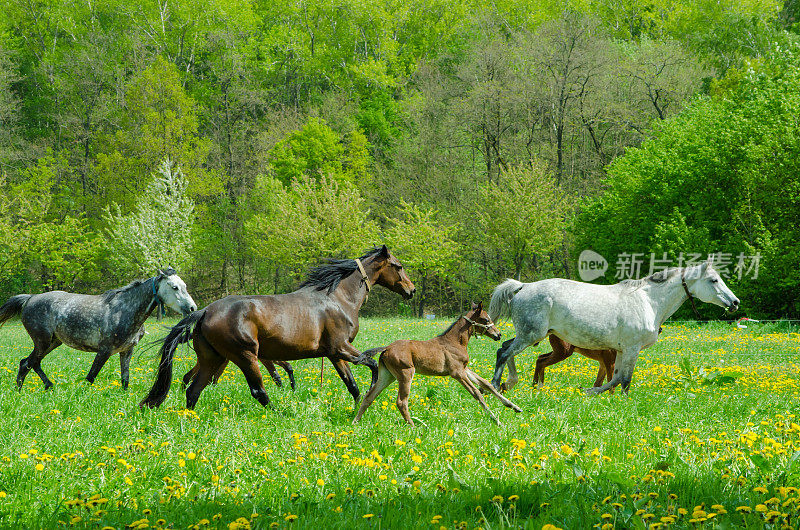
[
  {"left": 440, "top": 320, "right": 472, "bottom": 348},
  {"left": 641, "top": 276, "right": 688, "bottom": 326},
  {"left": 331, "top": 270, "right": 369, "bottom": 320},
  {"left": 113, "top": 279, "right": 159, "bottom": 326}
]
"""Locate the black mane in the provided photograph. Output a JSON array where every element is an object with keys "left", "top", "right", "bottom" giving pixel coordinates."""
[
  {"left": 299, "top": 248, "right": 384, "bottom": 295},
  {"left": 99, "top": 278, "right": 151, "bottom": 301}
]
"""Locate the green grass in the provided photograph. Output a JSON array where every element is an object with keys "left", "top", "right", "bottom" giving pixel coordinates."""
[{"left": 1, "top": 318, "right": 799, "bottom": 529}]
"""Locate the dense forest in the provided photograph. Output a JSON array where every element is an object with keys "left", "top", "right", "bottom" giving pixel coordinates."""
[{"left": 1, "top": 0, "right": 799, "bottom": 318}]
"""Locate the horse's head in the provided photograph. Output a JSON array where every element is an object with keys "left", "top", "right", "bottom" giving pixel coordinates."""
[
  {"left": 467, "top": 301, "right": 502, "bottom": 341},
  {"left": 685, "top": 258, "right": 740, "bottom": 312},
  {"left": 156, "top": 268, "right": 197, "bottom": 316},
  {"left": 370, "top": 245, "right": 416, "bottom": 300}
]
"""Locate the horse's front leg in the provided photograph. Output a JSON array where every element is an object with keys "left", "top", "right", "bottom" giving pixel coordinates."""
[
  {"left": 119, "top": 348, "right": 134, "bottom": 389},
  {"left": 86, "top": 348, "right": 114, "bottom": 385},
  {"left": 329, "top": 357, "right": 361, "bottom": 405},
  {"left": 585, "top": 349, "right": 639, "bottom": 396}
]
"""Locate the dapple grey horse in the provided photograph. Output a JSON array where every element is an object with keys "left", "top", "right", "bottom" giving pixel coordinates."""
[
  {"left": 488, "top": 258, "right": 739, "bottom": 394},
  {"left": 0, "top": 268, "right": 196, "bottom": 390}
]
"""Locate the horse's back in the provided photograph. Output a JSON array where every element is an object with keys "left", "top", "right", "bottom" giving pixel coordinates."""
[{"left": 199, "top": 292, "right": 337, "bottom": 359}]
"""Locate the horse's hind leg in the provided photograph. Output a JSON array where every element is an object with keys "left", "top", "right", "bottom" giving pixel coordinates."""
[
  {"left": 391, "top": 366, "right": 416, "bottom": 426},
  {"left": 18, "top": 337, "right": 61, "bottom": 390},
  {"left": 330, "top": 358, "right": 361, "bottom": 405},
  {"left": 182, "top": 364, "right": 199, "bottom": 388},
  {"left": 85, "top": 348, "right": 113, "bottom": 385},
  {"left": 353, "top": 360, "right": 396, "bottom": 424},
  {"left": 492, "top": 333, "right": 539, "bottom": 391},
  {"left": 465, "top": 368, "right": 522, "bottom": 413},
  {"left": 275, "top": 360, "right": 295, "bottom": 390},
  {"left": 260, "top": 359, "right": 283, "bottom": 388},
  {"left": 186, "top": 334, "right": 226, "bottom": 410}
]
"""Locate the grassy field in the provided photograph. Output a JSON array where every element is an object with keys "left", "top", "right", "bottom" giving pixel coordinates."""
[{"left": 0, "top": 317, "right": 799, "bottom": 529}]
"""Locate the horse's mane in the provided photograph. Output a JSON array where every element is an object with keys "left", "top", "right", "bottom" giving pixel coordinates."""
[
  {"left": 437, "top": 313, "right": 466, "bottom": 337},
  {"left": 618, "top": 267, "right": 682, "bottom": 289},
  {"left": 99, "top": 278, "right": 149, "bottom": 301},
  {"left": 299, "top": 247, "right": 384, "bottom": 295}
]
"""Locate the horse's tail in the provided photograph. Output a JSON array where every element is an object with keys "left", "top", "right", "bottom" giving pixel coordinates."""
[
  {"left": 361, "top": 346, "right": 387, "bottom": 359},
  {"left": 140, "top": 309, "right": 206, "bottom": 409},
  {"left": 489, "top": 279, "right": 524, "bottom": 322},
  {"left": 0, "top": 294, "right": 32, "bottom": 328}
]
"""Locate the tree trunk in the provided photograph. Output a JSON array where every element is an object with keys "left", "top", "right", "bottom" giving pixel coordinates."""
[{"left": 417, "top": 274, "right": 427, "bottom": 318}]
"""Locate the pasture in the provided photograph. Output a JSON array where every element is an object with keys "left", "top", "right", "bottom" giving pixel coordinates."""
[{"left": 0, "top": 318, "right": 799, "bottom": 529}]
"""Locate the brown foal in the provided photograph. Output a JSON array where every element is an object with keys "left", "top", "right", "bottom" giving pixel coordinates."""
[
  {"left": 354, "top": 302, "right": 522, "bottom": 426},
  {"left": 533, "top": 335, "right": 616, "bottom": 389}
]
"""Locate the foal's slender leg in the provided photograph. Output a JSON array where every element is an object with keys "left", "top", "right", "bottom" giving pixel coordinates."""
[
  {"left": 85, "top": 348, "right": 114, "bottom": 384},
  {"left": 586, "top": 349, "right": 638, "bottom": 395},
  {"left": 392, "top": 367, "right": 416, "bottom": 426},
  {"left": 453, "top": 371, "right": 500, "bottom": 425},
  {"left": 353, "top": 361, "right": 396, "bottom": 424},
  {"left": 465, "top": 369, "right": 522, "bottom": 412},
  {"left": 119, "top": 347, "right": 134, "bottom": 389}
]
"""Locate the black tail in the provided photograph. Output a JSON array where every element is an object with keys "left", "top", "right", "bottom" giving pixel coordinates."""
[
  {"left": 140, "top": 309, "right": 206, "bottom": 409},
  {"left": 361, "top": 346, "right": 387, "bottom": 359},
  {"left": 0, "top": 295, "right": 32, "bottom": 328}
]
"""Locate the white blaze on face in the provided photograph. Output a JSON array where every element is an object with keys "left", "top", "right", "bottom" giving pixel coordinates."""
[{"left": 157, "top": 274, "right": 196, "bottom": 315}]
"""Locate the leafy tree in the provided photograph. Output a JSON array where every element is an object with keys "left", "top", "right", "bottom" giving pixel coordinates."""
[
  {"left": 245, "top": 174, "right": 379, "bottom": 289},
  {"left": 574, "top": 40, "right": 800, "bottom": 316},
  {"left": 103, "top": 159, "right": 195, "bottom": 278},
  {"left": 385, "top": 201, "right": 459, "bottom": 317},
  {"left": 268, "top": 117, "right": 370, "bottom": 185},
  {"left": 474, "top": 163, "right": 567, "bottom": 281}
]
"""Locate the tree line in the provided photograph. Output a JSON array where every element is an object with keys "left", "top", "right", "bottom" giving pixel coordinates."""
[{"left": 1, "top": 0, "right": 798, "bottom": 317}]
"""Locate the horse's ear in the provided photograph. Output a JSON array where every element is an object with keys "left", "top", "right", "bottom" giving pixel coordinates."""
[
  {"left": 379, "top": 244, "right": 390, "bottom": 258},
  {"left": 476, "top": 301, "right": 484, "bottom": 312},
  {"left": 470, "top": 301, "right": 478, "bottom": 310}
]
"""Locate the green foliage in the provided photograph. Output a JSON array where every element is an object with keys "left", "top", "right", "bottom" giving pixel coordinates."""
[
  {"left": 269, "top": 117, "right": 370, "bottom": 185},
  {"left": 575, "top": 40, "right": 800, "bottom": 316},
  {"left": 476, "top": 163, "right": 568, "bottom": 279},
  {"left": 245, "top": 174, "right": 379, "bottom": 285},
  {"left": 385, "top": 201, "right": 459, "bottom": 315},
  {"left": 103, "top": 160, "right": 195, "bottom": 277}
]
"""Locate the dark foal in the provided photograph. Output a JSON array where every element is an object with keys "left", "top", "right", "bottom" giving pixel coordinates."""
[
  {"left": 354, "top": 302, "right": 522, "bottom": 426},
  {"left": 141, "top": 246, "right": 415, "bottom": 410},
  {"left": 533, "top": 335, "right": 616, "bottom": 390}
]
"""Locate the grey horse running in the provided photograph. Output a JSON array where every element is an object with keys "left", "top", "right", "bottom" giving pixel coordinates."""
[{"left": 0, "top": 268, "right": 196, "bottom": 390}]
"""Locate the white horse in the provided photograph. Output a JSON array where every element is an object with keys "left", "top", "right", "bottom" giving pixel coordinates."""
[{"left": 488, "top": 258, "right": 739, "bottom": 394}]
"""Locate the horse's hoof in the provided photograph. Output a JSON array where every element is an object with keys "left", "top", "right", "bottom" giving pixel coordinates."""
[
  {"left": 512, "top": 405, "right": 522, "bottom": 413},
  {"left": 584, "top": 387, "right": 601, "bottom": 396}
]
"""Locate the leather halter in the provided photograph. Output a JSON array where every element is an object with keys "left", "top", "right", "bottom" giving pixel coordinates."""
[
  {"left": 463, "top": 316, "right": 493, "bottom": 333},
  {"left": 681, "top": 271, "right": 701, "bottom": 319},
  {"left": 354, "top": 258, "right": 372, "bottom": 302}
]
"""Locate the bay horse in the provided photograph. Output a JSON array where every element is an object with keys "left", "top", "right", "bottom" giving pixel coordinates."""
[
  {"left": 0, "top": 268, "right": 196, "bottom": 390},
  {"left": 489, "top": 258, "right": 739, "bottom": 394},
  {"left": 140, "top": 246, "right": 415, "bottom": 410},
  {"left": 181, "top": 358, "right": 295, "bottom": 390},
  {"left": 354, "top": 302, "right": 522, "bottom": 426}
]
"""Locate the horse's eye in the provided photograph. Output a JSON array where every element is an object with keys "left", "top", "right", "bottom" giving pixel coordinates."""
[
  {"left": 711, "top": 279, "right": 718, "bottom": 284},
  {"left": 172, "top": 285, "right": 179, "bottom": 290}
]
